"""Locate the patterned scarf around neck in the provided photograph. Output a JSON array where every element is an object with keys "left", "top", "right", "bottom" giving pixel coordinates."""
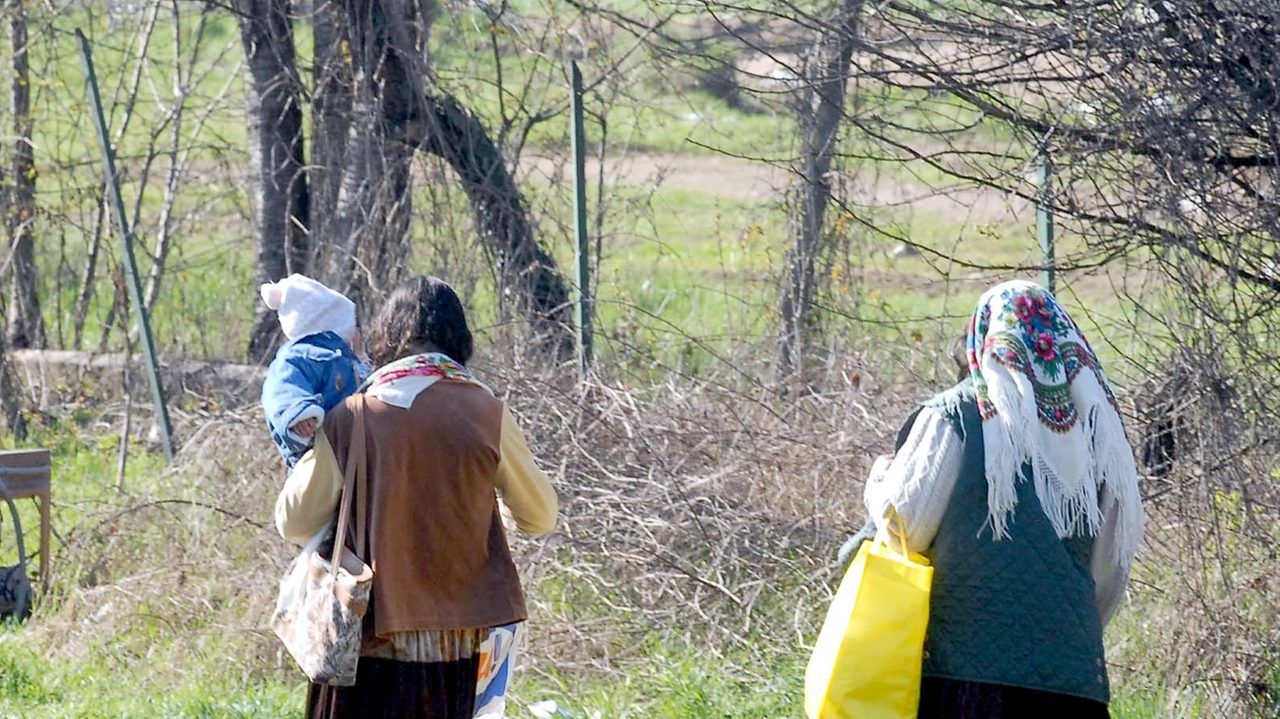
[
  {"left": 965, "top": 280, "right": 1142, "bottom": 570},
  {"left": 360, "top": 352, "right": 490, "bottom": 399}
]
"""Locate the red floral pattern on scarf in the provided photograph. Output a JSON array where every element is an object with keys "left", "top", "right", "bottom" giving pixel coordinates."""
[{"left": 967, "top": 284, "right": 1117, "bottom": 433}]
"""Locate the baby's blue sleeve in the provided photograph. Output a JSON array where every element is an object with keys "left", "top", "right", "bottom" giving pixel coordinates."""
[{"left": 262, "top": 349, "right": 325, "bottom": 462}]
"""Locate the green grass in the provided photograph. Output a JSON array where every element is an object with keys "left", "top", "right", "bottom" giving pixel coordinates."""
[
  {"left": 0, "top": 631, "right": 1203, "bottom": 719},
  {"left": 519, "top": 634, "right": 806, "bottom": 718},
  {"left": 0, "top": 418, "right": 300, "bottom": 719},
  {"left": 0, "top": 604, "right": 1234, "bottom": 719},
  {"left": 3, "top": 629, "right": 803, "bottom": 719},
  {"left": 0, "top": 633, "right": 301, "bottom": 719}
]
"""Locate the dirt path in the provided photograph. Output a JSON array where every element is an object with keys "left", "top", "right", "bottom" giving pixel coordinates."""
[
  {"left": 518, "top": 150, "right": 1030, "bottom": 225},
  {"left": 519, "top": 151, "right": 784, "bottom": 199}
]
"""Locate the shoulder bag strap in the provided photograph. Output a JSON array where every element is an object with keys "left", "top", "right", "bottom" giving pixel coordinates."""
[
  {"left": 330, "top": 395, "right": 367, "bottom": 577},
  {"left": 353, "top": 395, "right": 368, "bottom": 560}
]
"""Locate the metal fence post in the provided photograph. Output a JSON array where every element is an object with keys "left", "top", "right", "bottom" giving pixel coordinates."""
[
  {"left": 1037, "top": 143, "right": 1056, "bottom": 294},
  {"left": 570, "top": 61, "right": 593, "bottom": 374},
  {"left": 77, "top": 29, "right": 175, "bottom": 461}
]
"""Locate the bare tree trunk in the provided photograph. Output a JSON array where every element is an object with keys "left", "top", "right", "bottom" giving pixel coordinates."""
[
  {"left": 72, "top": 190, "right": 106, "bottom": 350},
  {"left": 330, "top": 0, "right": 571, "bottom": 350},
  {"left": 406, "top": 95, "right": 573, "bottom": 345},
  {"left": 238, "top": 0, "right": 310, "bottom": 363},
  {"left": 143, "top": 0, "right": 202, "bottom": 314},
  {"left": 356, "top": 0, "right": 431, "bottom": 304},
  {"left": 325, "top": 66, "right": 384, "bottom": 292},
  {"left": 778, "top": 0, "right": 864, "bottom": 376},
  {"left": 352, "top": 142, "right": 414, "bottom": 309},
  {"left": 321, "top": 0, "right": 417, "bottom": 313},
  {"left": 6, "top": 0, "right": 42, "bottom": 350},
  {"left": 324, "top": 0, "right": 377, "bottom": 289},
  {"left": 327, "top": 115, "right": 415, "bottom": 310},
  {"left": 0, "top": 329, "right": 23, "bottom": 440},
  {"left": 310, "top": 0, "right": 351, "bottom": 276}
]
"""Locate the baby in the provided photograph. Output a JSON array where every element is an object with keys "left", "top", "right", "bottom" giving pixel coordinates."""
[{"left": 259, "top": 274, "right": 368, "bottom": 468}]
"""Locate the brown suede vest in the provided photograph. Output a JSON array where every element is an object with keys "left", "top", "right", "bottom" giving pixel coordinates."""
[{"left": 324, "top": 380, "right": 527, "bottom": 636}]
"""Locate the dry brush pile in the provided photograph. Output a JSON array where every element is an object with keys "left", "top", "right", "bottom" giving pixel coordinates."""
[{"left": 10, "top": 344, "right": 915, "bottom": 687}]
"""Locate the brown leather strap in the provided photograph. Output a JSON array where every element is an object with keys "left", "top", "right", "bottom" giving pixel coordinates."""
[
  {"left": 329, "top": 395, "right": 367, "bottom": 578},
  {"left": 353, "top": 395, "right": 368, "bottom": 559}
]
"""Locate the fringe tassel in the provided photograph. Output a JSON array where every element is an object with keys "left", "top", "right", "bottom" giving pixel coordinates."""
[{"left": 979, "top": 362, "right": 1142, "bottom": 570}]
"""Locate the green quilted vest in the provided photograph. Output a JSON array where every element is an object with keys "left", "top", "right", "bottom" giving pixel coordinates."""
[{"left": 920, "top": 381, "right": 1110, "bottom": 704}]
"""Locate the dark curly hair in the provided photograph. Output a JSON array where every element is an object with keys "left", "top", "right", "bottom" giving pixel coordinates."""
[{"left": 366, "top": 276, "right": 474, "bottom": 367}]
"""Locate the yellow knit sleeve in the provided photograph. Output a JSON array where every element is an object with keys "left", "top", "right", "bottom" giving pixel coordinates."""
[
  {"left": 274, "top": 431, "right": 343, "bottom": 545},
  {"left": 495, "top": 405, "right": 558, "bottom": 535}
]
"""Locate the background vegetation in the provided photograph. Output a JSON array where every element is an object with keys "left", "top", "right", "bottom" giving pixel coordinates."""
[{"left": 0, "top": 0, "right": 1276, "bottom": 717}]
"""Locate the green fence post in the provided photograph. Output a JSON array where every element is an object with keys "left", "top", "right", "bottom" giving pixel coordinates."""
[
  {"left": 1037, "top": 143, "right": 1056, "bottom": 294},
  {"left": 77, "top": 29, "right": 175, "bottom": 461},
  {"left": 570, "top": 61, "right": 593, "bottom": 374}
]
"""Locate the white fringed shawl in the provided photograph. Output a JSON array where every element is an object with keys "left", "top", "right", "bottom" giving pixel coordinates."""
[{"left": 969, "top": 281, "right": 1143, "bottom": 572}]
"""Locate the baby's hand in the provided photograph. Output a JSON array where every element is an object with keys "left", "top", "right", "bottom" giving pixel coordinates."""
[{"left": 292, "top": 418, "right": 319, "bottom": 439}]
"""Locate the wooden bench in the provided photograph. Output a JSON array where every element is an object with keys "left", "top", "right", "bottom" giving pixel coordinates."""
[{"left": 0, "top": 449, "right": 50, "bottom": 587}]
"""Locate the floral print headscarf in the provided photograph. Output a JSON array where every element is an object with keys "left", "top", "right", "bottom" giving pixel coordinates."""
[{"left": 966, "top": 281, "right": 1142, "bottom": 571}]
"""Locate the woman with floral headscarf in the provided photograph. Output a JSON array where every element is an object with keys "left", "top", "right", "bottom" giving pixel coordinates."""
[{"left": 854, "top": 280, "right": 1143, "bottom": 718}]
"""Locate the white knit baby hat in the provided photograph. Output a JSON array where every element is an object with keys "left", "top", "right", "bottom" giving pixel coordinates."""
[{"left": 259, "top": 274, "right": 356, "bottom": 343}]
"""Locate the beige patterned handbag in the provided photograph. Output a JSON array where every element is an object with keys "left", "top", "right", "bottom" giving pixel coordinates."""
[{"left": 271, "top": 395, "right": 373, "bottom": 687}]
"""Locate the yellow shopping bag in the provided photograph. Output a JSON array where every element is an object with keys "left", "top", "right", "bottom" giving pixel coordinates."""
[{"left": 804, "top": 518, "right": 933, "bottom": 719}]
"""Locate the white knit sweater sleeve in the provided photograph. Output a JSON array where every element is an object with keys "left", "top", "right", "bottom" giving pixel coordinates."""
[{"left": 863, "top": 407, "right": 964, "bottom": 554}]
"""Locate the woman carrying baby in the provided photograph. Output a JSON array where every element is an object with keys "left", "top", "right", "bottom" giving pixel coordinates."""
[{"left": 275, "top": 276, "right": 558, "bottom": 719}]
